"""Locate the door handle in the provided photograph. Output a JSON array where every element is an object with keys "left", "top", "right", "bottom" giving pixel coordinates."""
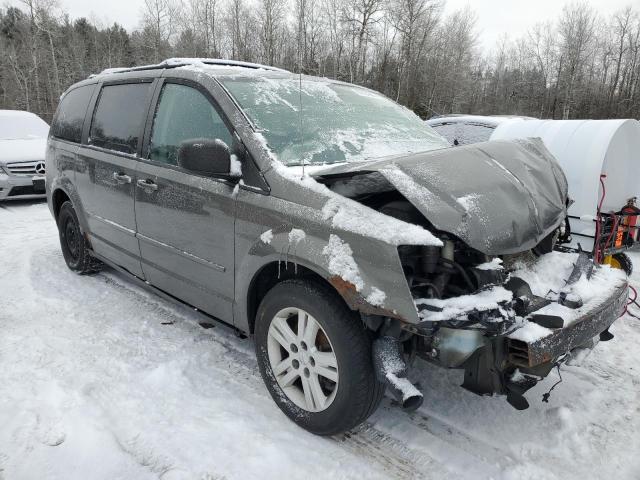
[
  {"left": 113, "top": 172, "right": 132, "bottom": 184},
  {"left": 137, "top": 179, "right": 158, "bottom": 191}
]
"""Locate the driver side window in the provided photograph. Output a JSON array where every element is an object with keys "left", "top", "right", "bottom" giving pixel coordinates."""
[{"left": 149, "top": 83, "right": 233, "bottom": 166}]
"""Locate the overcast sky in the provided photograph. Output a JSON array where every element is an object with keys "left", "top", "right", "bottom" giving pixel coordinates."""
[
  {"left": 5, "top": 0, "right": 637, "bottom": 52},
  {"left": 444, "top": 0, "right": 635, "bottom": 51}
]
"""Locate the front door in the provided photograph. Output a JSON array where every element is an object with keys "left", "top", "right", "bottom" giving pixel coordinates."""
[
  {"left": 134, "top": 81, "right": 237, "bottom": 322},
  {"left": 78, "top": 81, "right": 155, "bottom": 278}
]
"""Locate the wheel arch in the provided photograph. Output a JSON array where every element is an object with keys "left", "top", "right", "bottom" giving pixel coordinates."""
[
  {"left": 52, "top": 188, "right": 71, "bottom": 221},
  {"left": 246, "top": 261, "right": 351, "bottom": 335}
]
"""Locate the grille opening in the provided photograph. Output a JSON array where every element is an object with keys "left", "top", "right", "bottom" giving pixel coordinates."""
[
  {"left": 6, "top": 161, "right": 43, "bottom": 176},
  {"left": 507, "top": 339, "right": 531, "bottom": 367}
]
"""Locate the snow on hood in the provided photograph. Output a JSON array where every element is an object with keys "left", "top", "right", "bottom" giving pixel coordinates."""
[
  {"left": 314, "top": 138, "right": 569, "bottom": 255},
  {"left": 0, "top": 137, "right": 47, "bottom": 165}
]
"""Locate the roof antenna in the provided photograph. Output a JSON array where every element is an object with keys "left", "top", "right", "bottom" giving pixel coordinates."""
[{"left": 297, "top": 1, "right": 305, "bottom": 179}]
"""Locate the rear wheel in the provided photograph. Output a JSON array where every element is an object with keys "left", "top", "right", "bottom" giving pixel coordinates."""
[
  {"left": 57, "top": 201, "right": 102, "bottom": 274},
  {"left": 254, "top": 279, "right": 384, "bottom": 435}
]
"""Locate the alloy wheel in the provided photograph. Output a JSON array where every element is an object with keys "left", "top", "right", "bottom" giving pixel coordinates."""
[{"left": 267, "top": 307, "right": 339, "bottom": 412}]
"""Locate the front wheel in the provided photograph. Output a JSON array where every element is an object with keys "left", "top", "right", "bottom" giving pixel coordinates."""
[{"left": 254, "top": 279, "right": 384, "bottom": 435}]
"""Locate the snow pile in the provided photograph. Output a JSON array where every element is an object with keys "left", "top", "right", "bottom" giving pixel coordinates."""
[
  {"left": 508, "top": 321, "right": 554, "bottom": 343},
  {"left": 321, "top": 198, "right": 441, "bottom": 247},
  {"left": 476, "top": 257, "right": 504, "bottom": 271},
  {"left": 260, "top": 229, "right": 273, "bottom": 244},
  {"left": 322, "top": 235, "right": 386, "bottom": 307},
  {"left": 288, "top": 228, "right": 306, "bottom": 244},
  {"left": 366, "top": 287, "right": 387, "bottom": 307},
  {"left": 416, "top": 286, "right": 513, "bottom": 322},
  {"left": 322, "top": 235, "right": 364, "bottom": 291}
]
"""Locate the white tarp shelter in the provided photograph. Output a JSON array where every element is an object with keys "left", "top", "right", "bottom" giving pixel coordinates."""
[{"left": 491, "top": 119, "right": 640, "bottom": 250}]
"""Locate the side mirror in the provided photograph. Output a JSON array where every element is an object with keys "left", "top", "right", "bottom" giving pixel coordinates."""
[{"left": 178, "top": 138, "right": 231, "bottom": 176}]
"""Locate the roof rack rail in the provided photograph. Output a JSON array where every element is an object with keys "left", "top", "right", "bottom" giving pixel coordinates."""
[{"left": 94, "top": 58, "right": 288, "bottom": 77}]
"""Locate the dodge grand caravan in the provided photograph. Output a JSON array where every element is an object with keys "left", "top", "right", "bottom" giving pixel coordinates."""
[{"left": 46, "top": 58, "right": 628, "bottom": 435}]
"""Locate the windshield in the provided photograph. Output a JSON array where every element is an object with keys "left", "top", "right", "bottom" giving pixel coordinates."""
[
  {"left": 0, "top": 113, "right": 49, "bottom": 140},
  {"left": 220, "top": 76, "right": 449, "bottom": 166}
]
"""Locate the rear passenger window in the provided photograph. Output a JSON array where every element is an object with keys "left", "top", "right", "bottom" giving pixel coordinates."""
[
  {"left": 462, "top": 124, "right": 494, "bottom": 144},
  {"left": 149, "top": 83, "right": 233, "bottom": 166},
  {"left": 89, "top": 83, "right": 151, "bottom": 154},
  {"left": 52, "top": 85, "right": 94, "bottom": 143}
]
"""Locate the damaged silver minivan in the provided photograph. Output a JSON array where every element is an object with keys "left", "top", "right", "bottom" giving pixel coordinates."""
[{"left": 46, "top": 59, "right": 628, "bottom": 435}]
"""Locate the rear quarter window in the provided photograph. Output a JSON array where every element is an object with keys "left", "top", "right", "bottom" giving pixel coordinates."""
[
  {"left": 89, "top": 82, "right": 152, "bottom": 155},
  {"left": 430, "top": 122, "right": 495, "bottom": 146},
  {"left": 51, "top": 85, "right": 95, "bottom": 143}
]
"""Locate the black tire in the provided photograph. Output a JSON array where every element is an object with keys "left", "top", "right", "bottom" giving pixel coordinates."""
[
  {"left": 255, "top": 279, "right": 384, "bottom": 435},
  {"left": 57, "top": 201, "right": 102, "bottom": 274},
  {"left": 611, "top": 253, "right": 633, "bottom": 276}
]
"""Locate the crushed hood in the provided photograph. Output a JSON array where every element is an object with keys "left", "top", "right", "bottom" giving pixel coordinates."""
[{"left": 315, "top": 139, "right": 569, "bottom": 255}]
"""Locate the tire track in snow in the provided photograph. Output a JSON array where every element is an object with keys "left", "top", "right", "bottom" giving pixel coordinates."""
[{"left": 340, "top": 425, "right": 434, "bottom": 479}]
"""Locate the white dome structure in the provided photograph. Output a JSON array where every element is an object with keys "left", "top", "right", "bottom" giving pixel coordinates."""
[{"left": 491, "top": 119, "right": 640, "bottom": 250}]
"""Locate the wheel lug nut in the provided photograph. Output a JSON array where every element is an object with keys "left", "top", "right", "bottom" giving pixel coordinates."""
[
  {"left": 290, "top": 344, "right": 298, "bottom": 353},
  {"left": 300, "top": 341, "right": 308, "bottom": 351},
  {"left": 303, "top": 367, "right": 310, "bottom": 378},
  {"left": 292, "top": 359, "right": 300, "bottom": 369},
  {"left": 309, "top": 357, "right": 315, "bottom": 367}
]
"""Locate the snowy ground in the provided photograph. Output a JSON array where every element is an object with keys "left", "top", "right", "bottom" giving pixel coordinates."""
[{"left": 1, "top": 200, "right": 639, "bottom": 480}]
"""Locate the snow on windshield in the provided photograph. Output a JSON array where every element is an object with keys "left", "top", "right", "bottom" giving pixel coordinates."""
[
  {"left": 0, "top": 111, "right": 49, "bottom": 140},
  {"left": 221, "top": 76, "right": 449, "bottom": 166}
]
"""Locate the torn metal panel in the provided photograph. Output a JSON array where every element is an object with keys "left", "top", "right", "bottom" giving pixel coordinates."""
[{"left": 327, "top": 275, "right": 405, "bottom": 320}]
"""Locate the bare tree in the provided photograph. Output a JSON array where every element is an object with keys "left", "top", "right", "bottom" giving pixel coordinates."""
[
  {"left": 558, "top": 2, "right": 597, "bottom": 118},
  {"left": 141, "top": 0, "right": 181, "bottom": 62},
  {"left": 259, "top": 0, "right": 286, "bottom": 66},
  {"left": 0, "top": 0, "right": 639, "bottom": 123}
]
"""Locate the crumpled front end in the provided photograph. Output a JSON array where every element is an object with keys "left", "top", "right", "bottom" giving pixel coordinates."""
[
  {"left": 311, "top": 137, "right": 626, "bottom": 409},
  {"left": 411, "top": 250, "right": 628, "bottom": 409}
]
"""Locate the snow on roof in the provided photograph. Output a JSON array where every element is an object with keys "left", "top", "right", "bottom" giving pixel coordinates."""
[{"left": 96, "top": 58, "right": 288, "bottom": 77}]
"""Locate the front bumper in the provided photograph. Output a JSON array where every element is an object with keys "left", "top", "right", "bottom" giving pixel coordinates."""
[
  {"left": 508, "top": 280, "right": 628, "bottom": 367},
  {"left": 0, "top": 172, "right": 46, "bottom": 200},
  {"left": 413, "top": 252, "right": 629, "bottom": 408}
]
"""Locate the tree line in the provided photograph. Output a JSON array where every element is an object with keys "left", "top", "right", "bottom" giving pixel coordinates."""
[{"left": 1, "top": 0, "right": 639, "bottom": 124}]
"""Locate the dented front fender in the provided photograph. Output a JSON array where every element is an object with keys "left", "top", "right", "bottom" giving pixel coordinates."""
[{"left": 232, "top": 187, "right": 421, "bottom": 332}]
